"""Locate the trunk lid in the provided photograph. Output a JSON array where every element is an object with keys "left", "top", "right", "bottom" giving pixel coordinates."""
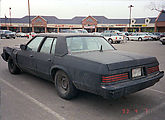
[{"left": 71, "top": 50, "right": 158, "bottom": 70}]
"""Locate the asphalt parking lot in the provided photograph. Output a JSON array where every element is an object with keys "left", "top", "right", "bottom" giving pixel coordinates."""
[{"left": 0, "top": 38, "right": 165, "bottom": 120}]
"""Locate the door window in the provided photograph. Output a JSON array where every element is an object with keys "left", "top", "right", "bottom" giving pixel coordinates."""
[{"left": 26, "top": 37, "right": 44, "bottom": 51}]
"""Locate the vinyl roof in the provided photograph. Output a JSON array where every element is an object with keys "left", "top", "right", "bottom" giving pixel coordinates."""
[{"left": 37, "top": 33, "right": 101, "bottom": 37}]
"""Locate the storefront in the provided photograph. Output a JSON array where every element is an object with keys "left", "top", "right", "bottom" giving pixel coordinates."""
[{"left": 0, "top": 12, "right": 163, "bottom": 33}]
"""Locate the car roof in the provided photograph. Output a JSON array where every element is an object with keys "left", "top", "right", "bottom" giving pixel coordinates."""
[{"left": 36, "top": 33, "right": 101, "bottom": 37}]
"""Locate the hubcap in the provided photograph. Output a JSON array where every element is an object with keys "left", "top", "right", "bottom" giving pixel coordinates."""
[
  {"left": 61, "top": 77, "right": 68, "bottom": 90},
  {"left": 57, "top": 74, "right": 69, "bottom": 94}
]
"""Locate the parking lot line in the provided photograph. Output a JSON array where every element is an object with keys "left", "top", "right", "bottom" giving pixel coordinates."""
[{"left": 0, "top": 78, "right": 66, "bottom": 120}]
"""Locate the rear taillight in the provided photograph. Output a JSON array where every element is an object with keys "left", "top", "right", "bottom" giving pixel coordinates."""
[
  {"left": 102, "top": 73, "right": 129, "bottom": 83},
  {"left": 116, "top": 37, "right": 117, "bottom": 39},
  {"left": 147, "top": 66, "right": 159, "bottom": 74}
]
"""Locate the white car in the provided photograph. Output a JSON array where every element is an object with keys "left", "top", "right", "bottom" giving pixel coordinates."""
[
  {"left": 146, "top": 33, "right": 160, "bottom": 40},
  {"left": 101, "top": 33, "right": 124, "bottom": 43},
  {"left": 127, "top": 33, "right": 151, "bottom": 41},
  {"left": 160, "top": 37, "right": 165, "bottom": 45},
  {"left": 16, "top": 32, "right": 27, "bottom": 37}
]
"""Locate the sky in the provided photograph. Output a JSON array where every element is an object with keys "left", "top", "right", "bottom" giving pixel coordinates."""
[{"left": 0, "top": 0, "right": 165, "bottom": 19}]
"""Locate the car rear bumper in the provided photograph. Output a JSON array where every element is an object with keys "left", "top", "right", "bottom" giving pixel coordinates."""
[{"left": 100, "top": 71, "right": 164, "bottom": 99}]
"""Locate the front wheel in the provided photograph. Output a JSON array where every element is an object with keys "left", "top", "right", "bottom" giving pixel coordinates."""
[
  {"left": 8, "top": 57, "right": 20, "bottom": 74},
  {"left": 138, "top": 37, "right": 143, "bottom": 41},
  {"left": 126, "top": 37, "right": 129, "bottom": 41},
  {"left": 54, "top": 70, "right": 78, "bottom": 100}
]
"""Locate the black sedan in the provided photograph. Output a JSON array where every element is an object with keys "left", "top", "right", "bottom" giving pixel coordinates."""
[{"left": 1, "top": 33, "right": 164, "bottom": 100}]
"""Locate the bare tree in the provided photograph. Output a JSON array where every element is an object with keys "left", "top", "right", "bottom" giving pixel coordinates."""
[{"left": 148, "top": 1, "right": 165, "bottom": 12}]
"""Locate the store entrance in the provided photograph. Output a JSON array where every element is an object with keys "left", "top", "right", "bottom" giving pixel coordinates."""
[{"left": 34, "top": 27, "right": 45, "bottom": 33}]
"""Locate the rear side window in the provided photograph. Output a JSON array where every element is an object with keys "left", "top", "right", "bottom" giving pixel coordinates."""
[
  {"left": 51, "top": 38, "right": 57, "bottom": 54},
  {"left": 26, "top": 37, "right": 44, "bottom": 51},
  {"left": 40, "top": 38, "right": 54, "bottom": 54}
]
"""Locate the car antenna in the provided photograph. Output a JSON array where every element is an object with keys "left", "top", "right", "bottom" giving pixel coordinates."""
[{"left": 100, "top": 45, "right": 103, "bottom": 52}]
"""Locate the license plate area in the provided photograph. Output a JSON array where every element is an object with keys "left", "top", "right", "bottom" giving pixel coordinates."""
[{"left": 132, "top": 67, "right": 142, "bottom": 78}]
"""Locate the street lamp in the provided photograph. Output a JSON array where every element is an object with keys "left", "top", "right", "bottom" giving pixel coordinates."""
[
  {"left": 0, "top": 0, "right": 1, "bottom": 30},
  {"left": 28, "top": 0, "right": 31, "bottom": 33},
  {"left": 9, "top": 7, "right": 11, "bottom": 26},
  {"left": 128, "top": 5, "right": 134, "bottom": 30}
]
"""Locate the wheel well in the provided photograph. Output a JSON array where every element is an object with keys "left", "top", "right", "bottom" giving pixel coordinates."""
[
  {"left": 5, "top": 53, "right": 10, "bottom": 61},
  {"left": 138, "top": 37, "right": 142, "bottom": 39},
  {"left": 51, "top": 68, "right": 61, "bottom": 80}
]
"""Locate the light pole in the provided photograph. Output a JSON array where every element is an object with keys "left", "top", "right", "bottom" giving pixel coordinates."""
[
  {"left": 0, "top": 0, "right": 1, "bottom": 30},
  {"left": 9, "top": 7, "right": 11, "bottom": 26},
  {"left": 28, "top": 0, "right": 31, "bottom": 33},
  {"left": 128, "top": 5, "right": 134, "bottom": 31}
]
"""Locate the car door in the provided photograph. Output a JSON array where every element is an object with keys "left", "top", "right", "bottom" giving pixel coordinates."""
[
  {"left": 35, "top": 37, "right": 57, "bottom": 80},
  {"left": 17, "top": 36, "right": 45, "bottom": 74}
]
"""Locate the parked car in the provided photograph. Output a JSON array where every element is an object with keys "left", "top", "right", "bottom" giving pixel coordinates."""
[
  {"left": 160, "top": 33, "right": 165, "bottom": 38},
  {"left": 127, "top": 33, "right": 151, "bottom": 41},
  {"left": 0, "top": 30, "right": 16, "bottom": 39},
  {"left": 117, "top": 32, "right": 129, "bottom": 40},
  {"left": 0, "top": 30, "right": 5, "bottom": 38},
  {"left": 61, "top": 29, "right": 79, "bottom": 33},
  {"left": 103, "top": 30, "right": 120, "bottom": 34},
  {"left": 16, "top": 32, "right": 27, "bottom": 37},
  {"left": 1, "top": 33, "right": 164, "bottom": 100},
  {"left": 145, "top": 33, "right": 160, "bottom": 40},
  {"left": 92, "top": 32, "right": 102, "bottom": 36},
  {"left": 160, "top": 37, "right": 165, "bottom": 45},
  {"left": 26, "top": 32, "right": 37, "bottom": 38},
  {"left": 76, "top": 29, "right": 88, "bottom": 33},
  {"left": 101, "top": 33, "right": 124, "bottom": 43},
  {"left": 152, "top": 32, "right": 161, "bottom": 39}
]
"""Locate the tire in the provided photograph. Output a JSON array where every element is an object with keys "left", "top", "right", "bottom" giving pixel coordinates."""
[
  {"left": 138, "top": 37, "right": 143, "bottom": 41},
  {"left": 117, "top": 41, "right": 120, "bottom": 44},
  {"left": 108, "top": 39, "right": 112, "bottom": 43},
  {"left": 54, "top": 70, "right": 78, "bottom": 100},
  {"left": 126, "top": 37, "right": 129, "bottom": 41},
  {"left": 8, "top": 57, "right": 20, "bottom": 74}
]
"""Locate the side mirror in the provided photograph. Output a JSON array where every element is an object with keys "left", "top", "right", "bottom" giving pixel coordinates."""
[{"left": 20, "top": 44, "right": 26, "bottom": 50}]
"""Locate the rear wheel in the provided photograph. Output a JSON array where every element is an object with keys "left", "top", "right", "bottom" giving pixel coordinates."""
[
  {"left": 54, "top": 70, "right": 78, "bottom": 100},
  {"left": 108, "top": 39, "right": 113, "bottom": 43},
  {"left": 8, "top": 57, "right": 20, "bottom": 74},
  {"left": 117, "top": 41, "right": 120, "bottom": 44}
]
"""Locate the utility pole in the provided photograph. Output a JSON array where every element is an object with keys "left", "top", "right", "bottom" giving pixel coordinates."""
[
  {"left": 9, "top": 7, "right": 11, "bottom": 26},
  {"left": 128, "top": 5, "right": 134, "bottom": 31},
  {"left": 0, "top": 0, "right": 1, "bottom": 30},
  {"left": 28, "top": 0, "right": 31, "bottom": 33}
]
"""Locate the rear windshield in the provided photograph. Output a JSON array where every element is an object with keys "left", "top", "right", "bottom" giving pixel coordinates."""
[{"left": 66, "top": 36, "right": 114, "bottom": 52}]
